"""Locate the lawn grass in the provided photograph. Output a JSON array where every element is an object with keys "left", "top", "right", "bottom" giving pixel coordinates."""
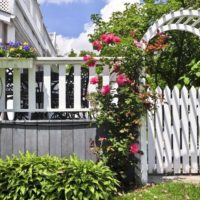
[{"left": 114, "top": 182, "right": 200, "bottom": 200}]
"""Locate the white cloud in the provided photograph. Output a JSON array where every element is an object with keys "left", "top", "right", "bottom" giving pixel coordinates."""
[
  {"left": 56, "top": 25, "right": 94, "bottom": 55},
  {"left": 101, "top": 0, "right": 140, "bottom": 22},
  {"left": 55, "top": 0, "right": 140, "bottom": 55},
  {"left": 38, "top": 0, "right": 90, "bottom": 4}
]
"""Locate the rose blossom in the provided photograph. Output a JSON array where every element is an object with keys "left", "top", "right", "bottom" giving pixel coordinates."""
[
  {"left": 83, "top": 55, "right": 97, "bottom": 67},
  {"left": 100, "top": 33, "right": 121, "bottom": 44},
  {"left": 130, "top": 143, "right": 139, "bottom": 154},
  {"left": 90, "top": 76, "right": 99, "bottom": 85},
  {"left": 101, "top": 85, "right": 111, "bottom": 96},
  {"left": 92, "top": 40, "right": 102, "bottom": 51},
  {"left": 116, "top": 74, "right": 131, "bottom": 86},
  {"left": 113, "top": 36, "right": 121, "bottom": 43},
  {"left": 83, "top": 55, "right": 92, "bottom": 62}
]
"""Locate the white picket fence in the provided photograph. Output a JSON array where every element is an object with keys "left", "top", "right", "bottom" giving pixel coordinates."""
[
  {"left": 0, "top": 57, "right": 111, "bottom": 118},
  {"left": 1, "top": 58, "right": 200, "bottom": 181},
  {"left": 143, "top": 86, "right": 200, "bottom": 176}
]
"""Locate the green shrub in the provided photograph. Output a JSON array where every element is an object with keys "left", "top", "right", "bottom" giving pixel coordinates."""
[
  {"left": 0, "top": 153, "right": 118, "bottom": 200},
  {"left": 48, "top": 155, "right": 119, "bottom": 200},
  {"left": 0, "top": 152, "right": 62, "bottom": 200}
]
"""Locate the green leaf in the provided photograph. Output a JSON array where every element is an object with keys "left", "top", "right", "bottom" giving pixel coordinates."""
[{"left": 195, "top": 72, "right": 200, "bottom": 77}]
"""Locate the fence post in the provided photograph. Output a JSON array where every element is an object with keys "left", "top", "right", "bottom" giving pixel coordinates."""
[{"left": 140, "top": 116, "right": 148, "bottom": 183}]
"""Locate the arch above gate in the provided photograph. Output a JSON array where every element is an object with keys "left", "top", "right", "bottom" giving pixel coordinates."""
[{"left": 142, "top": 8, "right": 200, "bottom": 48}]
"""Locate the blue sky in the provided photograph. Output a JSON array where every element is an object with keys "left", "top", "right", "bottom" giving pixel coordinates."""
[
  {"left": 38, "top": 0, "right": 143, "bottom": 55},
  {"left": 40, "top": 1, "right": 106, "bottom": 38}
]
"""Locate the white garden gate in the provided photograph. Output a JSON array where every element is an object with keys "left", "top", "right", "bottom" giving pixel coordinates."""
[
  {"left": 140, "top": 8, "right": 200, "bottom": 183},
  {"left": 146, "top": 86, "right": 200, "bottom": 175}
]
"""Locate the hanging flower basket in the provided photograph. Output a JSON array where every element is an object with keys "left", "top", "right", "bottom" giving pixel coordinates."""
[{"left": 0, "top": 57, "right": 34, "bottom": 69}]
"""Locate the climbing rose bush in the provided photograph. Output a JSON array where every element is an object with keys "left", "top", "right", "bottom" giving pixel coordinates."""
[{"left": 84, "top": 31, "right": 161, "bottom": 190}]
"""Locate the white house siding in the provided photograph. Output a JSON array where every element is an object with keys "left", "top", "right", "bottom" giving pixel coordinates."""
[{"left": 0, "top": 0, "right": 56, "bottom": 56}]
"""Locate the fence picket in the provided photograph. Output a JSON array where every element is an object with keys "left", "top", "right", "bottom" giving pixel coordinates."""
[
  {"left": 43, "top": 65, "right": 51, "bottom": 110},
  {"left": 155, "top": 87, "right": 164, "bottom": 174},
  {"left": 0, "top": 69, "right": 5, "bottom": 114},
  {"left": 180, "top": 86, "right": 189, "bottom": 173},
  {"left": 163, "top": 86, "right": 172, "bottom": 173},
  {"left": 88, "top": 67, "right": 97, "bottom": 94},
  {"left": 74, "top": 65, "right": 81, "bottom": 109},
  {"left": 59, "top": 65, "right": 66, "bottom": 110},
  {"left": 147, "top": 110, "right": 155, "bottom": 173},
  {"left": 189, "top": 87, "right": 198, "bottom": 173},
  {"left": 103, "top": 65, "right": 110, "bottom": 86},
  {"left": 13, "top": 68, "right": 21, "bottom": 111},
  {"left": 198, "top": 88, "right": 200, "bottom": 160},
  {"left": 172, "top": 86, "right": 181, "bottom": 174},
  {"left": 28, "top": 67, "right": 36, "bottom": 112}
]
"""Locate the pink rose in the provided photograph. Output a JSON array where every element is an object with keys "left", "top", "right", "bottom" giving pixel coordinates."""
[
  {"left": 130, "top": 143, "right": 139, "bottom": 154},
  {"left": 100, "top": 34, "right": 109, "bottom": 43},
  {"left": 100, "top": 33, "right": 121, "bottom": 44},
  {"left": 101, "top": 33, "right": 113, "bottom": 44},
  {"left": 90, "top": 76, "right": 99, "bottom": 84},
  {"left": 101, "top": 85, "right": 111, "bottom": 96},
  {"left": 83, "top": 54, "right": 92, "bottom": 62},
  {"left": 116, "top": 74, "right": 131, "bottom": 86},
  {"left": 92, "top": 40, "right": 102, "bottom": 51},
  {"left": 83, "top": 55, "right": 97, "bottom": 67},
  {"left": 133, "top": 39, "right": 142, "bottom": 48},
  {"left": 113, "top": 36, "right": 121, "bottom": 43}
]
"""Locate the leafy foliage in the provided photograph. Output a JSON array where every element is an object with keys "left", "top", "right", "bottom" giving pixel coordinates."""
[
  {"left": 48, "top": 155, "right": 119, "bottom": 200},
  {"left": 90, "top": 0, "right": 200, "bottom": 88},
  {"left": 0, "top": 153, "right": 118, "bottom": 200},
  {"left": 85, "top": 30, "right": 160, "bottom": 190},
  {"left": 0, "top": 43, "right": 6, "bottom": 57},
  {"left": 0, "top": 152, "right": 61, "bottom": 200},
  {"left": 179, "top": 60, "right": 200, "bottom": 87}
]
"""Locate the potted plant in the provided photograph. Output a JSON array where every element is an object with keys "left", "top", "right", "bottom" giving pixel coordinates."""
[{"left": 0, "top": 41, "right": 37, "bottom": 68}]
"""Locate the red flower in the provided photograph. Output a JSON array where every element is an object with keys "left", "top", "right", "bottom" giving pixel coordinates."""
[
  {"left": 83, "top": 55, "right": 92, "bottom": 62},
  {"left": 113, "top": 36, "right": 121, "bottom": 43},
  {"left": 116, "top": 74, "right": 131, "bottom": 86},
  {"left": 101, "top": 85, "right": 111, "bottom": 96},
  {"left": 83, "top": 55, "right": 97, "bottom": 67},
  {"left": 100, "top": 33, "right": 121, "bottom": 44},
  {"left": 92, "top": 40, "right": 102, "bottom": 51},
  {"left": 90, "top": 76, "right": 99, "bottom": 85},
  {"left": 130, "top": 143, "right": 139, "bottom": 154}
]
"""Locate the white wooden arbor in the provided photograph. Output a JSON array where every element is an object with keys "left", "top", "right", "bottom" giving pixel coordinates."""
[
  {"left": 141, "top": 8, "right": 200, "bottom": 47},
  {"left": 140, "top": 8, "right": 200, "bottom": 184}
]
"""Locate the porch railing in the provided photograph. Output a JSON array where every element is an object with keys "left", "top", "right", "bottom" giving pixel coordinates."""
[{"left": 0, "top": 57, "right": 110, "bottom": 120}]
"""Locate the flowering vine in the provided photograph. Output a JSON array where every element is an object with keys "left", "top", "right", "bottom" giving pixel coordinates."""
[{"left": 84, "top": 31, "right": 163, "bottom": 190}]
